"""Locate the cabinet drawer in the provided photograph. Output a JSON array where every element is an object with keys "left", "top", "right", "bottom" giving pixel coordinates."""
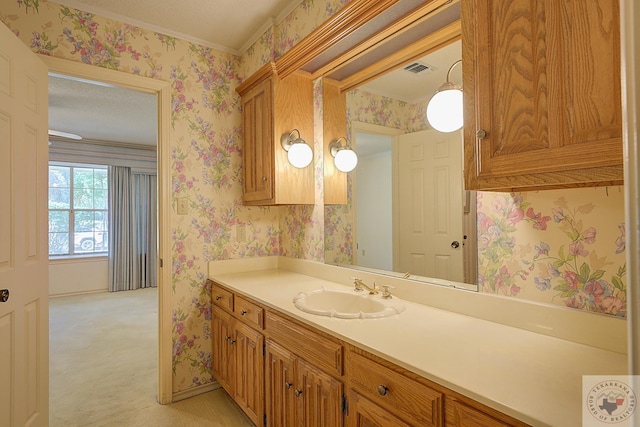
[
  {"left": 266, "top": 311, "right": 343, "bottom": 377},
  {"left": 235, "top": 294, "right": 264, "bottom": 329},
  {"left": 349, "top": 351, "right": 443, "bottom": 427},
  {"left": 211, "top": 283, "right": 234, "bottom": 312}
]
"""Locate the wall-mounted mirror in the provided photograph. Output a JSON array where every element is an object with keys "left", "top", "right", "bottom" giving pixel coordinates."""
[{"left": 324, "top": 36, "right": 478, "bottom": 291}]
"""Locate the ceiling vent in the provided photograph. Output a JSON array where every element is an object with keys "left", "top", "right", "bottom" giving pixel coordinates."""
[{"left": 403, "top": 61, "right": 435, "bottom": 75}]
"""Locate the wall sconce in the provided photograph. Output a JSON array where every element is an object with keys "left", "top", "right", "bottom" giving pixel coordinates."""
[
  {"left": 426, "top": 59, "right": 463, "bottom": 133},
  {"left": 329, "top": 137, "right": 358, "bottom": 173},
  {"left": 281, "top": 129, "right": 313, "bottom": 168}
]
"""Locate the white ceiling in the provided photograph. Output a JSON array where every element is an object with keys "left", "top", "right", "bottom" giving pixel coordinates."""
[{"left": 48, "top": 3, "right": 461, "bottom": 148}]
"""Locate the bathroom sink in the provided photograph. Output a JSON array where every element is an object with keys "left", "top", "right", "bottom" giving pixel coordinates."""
[{"left": 293, "top": 288, "right": 405, "bottom": 319}]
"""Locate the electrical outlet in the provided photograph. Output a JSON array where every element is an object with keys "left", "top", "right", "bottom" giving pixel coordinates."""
[
  {"left": 236, "top": 225, "right": 246, "bottom": 242},
  {"left": 177, "top": 198, "right": 189, "bottom": 215}
]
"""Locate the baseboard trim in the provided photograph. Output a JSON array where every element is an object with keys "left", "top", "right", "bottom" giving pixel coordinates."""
[{"left": 171, "top": 382, "right": 221, "bottom": 402}]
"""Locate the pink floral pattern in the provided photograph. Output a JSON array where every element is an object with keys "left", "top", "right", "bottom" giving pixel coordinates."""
[{"left": 477, "top": 190, "right": 626, "bottom": 317}]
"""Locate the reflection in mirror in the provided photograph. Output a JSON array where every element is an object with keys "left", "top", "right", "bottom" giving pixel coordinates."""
[{"left": 324, "top": 39, "right": 478, "bottom": 291}]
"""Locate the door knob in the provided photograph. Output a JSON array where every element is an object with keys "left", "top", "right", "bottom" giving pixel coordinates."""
[
  {"left": 0, "top": 289, "right": 8, "bottom": 302},
  {"left": 451, "top": 241, "right": 460, "bottom": 249}
]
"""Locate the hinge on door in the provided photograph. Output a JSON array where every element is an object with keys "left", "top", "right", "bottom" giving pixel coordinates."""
[
  {"left": 342, "top": 394, "right": 349, "bottom": 415},
  {"left": 263, "top": 413, "right": 267, "bottom": 427}
]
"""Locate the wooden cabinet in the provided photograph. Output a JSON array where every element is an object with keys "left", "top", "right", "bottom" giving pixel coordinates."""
[
  {"left": 265, "top": 312, "right": 345, "bottom": 427},
  {"left": 236, "top": 63, "right": 314, "bottom": 205},
  {"left": 211, "top": 283, "right": 264, "bottom": 425},
  {"left": 347, "top": 348, "right": 443, "bottom": 427},
  {"left": 266, "top": 340, "right": 343, "bottom": 427},
  {"left": 462, "top": 0, "right": 623, "bottom": 191},
  {"left": 211, "top": 306, "right": 235, "bottom": 392},
  {"left": 208, "top": 279, "right": 530, "bottom": 427}
]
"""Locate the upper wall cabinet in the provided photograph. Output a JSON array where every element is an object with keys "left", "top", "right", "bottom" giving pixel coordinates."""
[
  {"left": 462, "top": 0, "right": 623, "bottom": 191},
  {"left": 236, "top": 64, "right": 314, "bottom": 205}
]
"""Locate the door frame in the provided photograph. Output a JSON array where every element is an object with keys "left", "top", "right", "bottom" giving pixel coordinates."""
[{"left": 41, "top": 56, "right": 173, "bottom": 404}]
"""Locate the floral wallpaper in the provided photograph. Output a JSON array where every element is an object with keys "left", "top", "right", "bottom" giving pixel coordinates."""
[
  {"left": 477, "top": 187, "right": 626, "bottom": 317},
  {"left": 2, "top": 0, "right": 627, "bottom": 397}
]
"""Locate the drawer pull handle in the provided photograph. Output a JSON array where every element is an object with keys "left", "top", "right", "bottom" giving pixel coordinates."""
[
  {"left": 295, "top": 389, "right": 303, "bottom": 397},
  {"left": 285, "top": 382, "right": 293, "bottom": 389},
  {"left": 378, "top": 385, "right": 389, "bottom": 396},
  {"left": 241, "top": 310, "right": 248, "bottom": 316},
  {"left": 215, "top": 296, "right": 222, "bottom": 301}
]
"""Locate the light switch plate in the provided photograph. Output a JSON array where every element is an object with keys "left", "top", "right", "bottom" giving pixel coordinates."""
[{"left": 177, "top": 198, "right": 189, "bottom": 215}]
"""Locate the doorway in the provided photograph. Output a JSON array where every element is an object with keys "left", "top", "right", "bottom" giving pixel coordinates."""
[{"left": 42, "top": 55, "right": 173, "bottom": 404}]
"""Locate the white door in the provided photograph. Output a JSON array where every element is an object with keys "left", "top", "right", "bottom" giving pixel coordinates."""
[
  {"left": 397, "top": 129, "right": 463, "bottom": 282},
  {"left": 0, "top": 23, "right": 49, "bottom": 426}
]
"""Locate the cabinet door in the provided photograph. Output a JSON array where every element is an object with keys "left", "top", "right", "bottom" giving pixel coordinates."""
[
  {"left": 462, "top": 0, "right": 622, "bottom": 190},
  {"left": 242, "top": 78, "right": 273, "bottom": 203},
  {"left": 266, "top": 340, "right": 297, "bottom": 427},
  {"left": 346, "top": 389, "right": 412, "bottom": 427},
  {"left": 212, "top": 307, "right": 235, "bottom": 393},
  {"left": 296, "top": 358, "right": 343, "bottom": 427},
  {"left": 234, "top": 321, "right": 265, "bottom": 426}
]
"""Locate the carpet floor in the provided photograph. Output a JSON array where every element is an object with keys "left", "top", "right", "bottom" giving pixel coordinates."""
[{"left": 49, "top": 287, "right": 253, "bottom": 427}]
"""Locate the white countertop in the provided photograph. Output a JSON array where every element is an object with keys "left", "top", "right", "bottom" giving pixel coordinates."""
[{"left": 210, "top": 268, "right": 628, "bottom": 427}]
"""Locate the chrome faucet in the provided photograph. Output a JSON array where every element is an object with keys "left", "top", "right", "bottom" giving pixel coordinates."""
[{"left": 353, "top": 278, "right": 379, "bottom": 295}]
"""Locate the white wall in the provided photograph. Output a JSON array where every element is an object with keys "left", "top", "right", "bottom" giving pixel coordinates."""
[
  {"left": 49, "top": 258, "right": 108, "bottom": 295},
  {"left": 355, "top": 150, "right": 393, "bottom": 270}
]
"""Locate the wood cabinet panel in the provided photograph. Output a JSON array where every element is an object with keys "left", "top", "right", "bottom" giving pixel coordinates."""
[
  {"left": 265, "top": 340, "right": 297, "bottom": 427},
  {"left": 211, "top": 307, "right": 234, "bottom": 393},
  {"left": 266, "top": 310, "right": 343, "bottom": 377},
  {"left": 346, "top": 389, "right": 412, "bottom": 427},
  {"left": 235, "top": 294, "right": 264, "bottom": 329},
  {"left": 462, "top": 0, "right": 623, "bottom": 191},
  {"left": 236, "top": 64, "right": 314, "bottom": 205},
  {"left": 241, "top": 78, "right": 273, "bottom": 203},
  {"left": 234, "top": 321, "right": 264, "bottom": 425},
  {"left": 348, "top": 350, "right": 442, "bottom": 427},
  {"left": 447, "top": 398, "right": 513, "bottom": 427},
  {"left": 297, "top": 358, "right": 343, "bottom": 427},
  {"left": 211, "top": 283, "right": 234, "bottom": 312}
]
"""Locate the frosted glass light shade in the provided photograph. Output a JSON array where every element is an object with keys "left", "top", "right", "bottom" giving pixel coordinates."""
[
  {"left": 334, "top": 148, "right": 358, "bottom": 172},
  {"left": 287, "top": 141, "right": 313, "bottom": 168},
  {"left": 426, "top": 88, "right": 463, "bottom": 133}
]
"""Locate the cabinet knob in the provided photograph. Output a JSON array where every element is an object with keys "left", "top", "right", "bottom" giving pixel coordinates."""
[
  {"left": 225, "top": 335, "right": 231, "bottom": 341},
  {"left": 285, "top": 382, "right": 293, "bottom": 389},
  {"left": 241, "top": 310, "right": 248, "bottom": 316},
  {"left": 262, "top": 176, "right": 267, "bottom": 182},
  {"left": 215, "top": 295, "right": 222, "bottom": 301},
  {"left": 295, "top": 389, "right": 303, "bottom": 397},
  {"left": 377, "top": 385, "right": 389, "bottom": 396},
  {"left": 476, "top": 129, "right": 487, "bottom": 139}
]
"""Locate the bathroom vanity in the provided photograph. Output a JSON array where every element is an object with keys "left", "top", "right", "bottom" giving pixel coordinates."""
[{"left": 208, "top": 257, "right": 627, "bottom": 426}]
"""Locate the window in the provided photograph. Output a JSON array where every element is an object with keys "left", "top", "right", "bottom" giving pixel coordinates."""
[{"left": 48, "top": 163, "right": 109, "bottom": 257}]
